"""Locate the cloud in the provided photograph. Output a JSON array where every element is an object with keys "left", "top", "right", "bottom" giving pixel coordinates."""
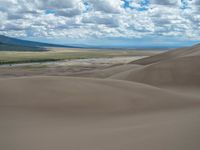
[
  {"left": 150, "top": 0, "right": 179, "bottom": 6},
  {"left": 87, "top": 0, "right": 125, "bottom": 14},
  {"left": 0, "top": 0, "right": 200, "bottom": 41},
  {"left": 82, "top": 12, "right": 119, "bottom": 27}
]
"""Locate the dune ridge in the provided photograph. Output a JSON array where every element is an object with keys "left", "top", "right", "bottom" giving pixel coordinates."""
[
  {"left": 1, "top": 76, "right": 199, "bottom": 115},
  {"left": 1, "top": 44, "right": 200, "bottom": 150},
  {"left": 109, "top": 45, "right": 200, "bottom": 88},
  {"left": 131, "top": 44, "right": 200, "bottom": 65}
]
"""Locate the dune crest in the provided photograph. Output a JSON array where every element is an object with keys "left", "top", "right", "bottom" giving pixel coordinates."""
[
  {"left": 110, "top": 45, "right": 200, "bottom": 88},
  {"left": 1, "top": 45, "right": 200, "bottom": 150},
  {"left": 1, "top": 76, "right": 199, "bottom": 115}
]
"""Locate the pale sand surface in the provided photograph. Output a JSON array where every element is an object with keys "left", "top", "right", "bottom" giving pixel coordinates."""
[
  {"left": 0, "top": 47, "right": 200, "bottom": 150},
  {"left": 0, "top": 56, "right": 145, "bottom": 78},
  {"left": 110, "top": 49, "right": 200, "bottom": 88},
  {"left": 0, "top": 76, "right": 200, "bottom": 150},
  {"left": 0, "top": 56, "right": 145, "bottom": 68},
  {"left": 1, "top": 106, "right": 200, "bottom": 150}
]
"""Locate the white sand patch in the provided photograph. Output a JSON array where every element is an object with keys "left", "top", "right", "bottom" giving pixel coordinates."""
[{"left": 0, "top": 56, "right": 147, "bottom": 68}]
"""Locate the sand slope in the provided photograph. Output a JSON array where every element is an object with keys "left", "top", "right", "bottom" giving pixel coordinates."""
[
  {"left": 111, "top": 45, "right": 200, "bottom": 88},
  {"left": 71, "top": 64, "right": 142, "bottom": 78},
  {"left": 1, "top": 76, "right": 200, "bottom": 150},
  {"left": 132, "top": 44, "right": 200, "bottom": 65},
  {"left": 1, "top": 45, "right": 200, "bottom": 150},
  {"left": 112, "top": 56, "right": 200, "bottom": 87},
  {"left": 1, "top": 76, "right": 199, "bottom": 114}
]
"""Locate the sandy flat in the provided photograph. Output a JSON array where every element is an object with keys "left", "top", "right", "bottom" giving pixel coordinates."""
[{"left": 0, "top": 56, "right": 145, "bottom": 78}]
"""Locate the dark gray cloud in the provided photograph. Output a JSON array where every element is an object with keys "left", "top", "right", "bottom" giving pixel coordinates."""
[
  {"left": 82, "top": 15, "right": 119, "bottom": 27},
  {"left": 150, "top": 0, "right": 179, "bottom": 5}
]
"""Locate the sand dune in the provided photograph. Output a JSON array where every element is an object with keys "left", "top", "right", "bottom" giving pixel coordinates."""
[
  {"left": 1, "top": 76, "right": 200, "bottom": 150},
  {"left": 111, "top": 45, "right": 200, "bottom": 88},
  {"left": 132, "top": 44, "right": 200, "bottom": 65},
  {"left": 71, "top": 64, "right": 142, "bottom": 78},
  {"left": 60, "top": 45, "right": 200, "bottom": 88},
  {"left": 1, "top": 106, "right": 200, "bottom": 150},
  {"left": 1, "top": 45, "right": 200, "bottom": 150},
  {"left": 111, "top": 56, "right": 200, "bottom": 87},
  {"left": 1, "top": 76, "right": 200, "bottom": 115}
]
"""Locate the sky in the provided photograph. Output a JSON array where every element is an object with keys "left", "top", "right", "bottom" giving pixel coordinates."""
[{"left": 0, "top": 0, "right": 200, "bottom": 48}]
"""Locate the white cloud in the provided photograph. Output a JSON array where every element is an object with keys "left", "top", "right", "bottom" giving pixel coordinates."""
[
  {"left": 0, "top": 0, "right": 200, "bottom": 40},
  {"left": 87, "top": 0, "right": 125, "bottom": 14},
  {"left": 82, "top": 12, "right": 120, "bottom": 27},
  {"left": 129, "top": 0, "right": 144, "bottom": 9}
]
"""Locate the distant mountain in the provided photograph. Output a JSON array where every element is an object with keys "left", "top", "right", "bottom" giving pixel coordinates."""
[{"left": 0, "top": 35, "right": 77, "bottom": 51}]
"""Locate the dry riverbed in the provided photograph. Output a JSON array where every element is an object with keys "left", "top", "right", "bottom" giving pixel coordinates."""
[{"left": 0, "top": 56, "right": 146, "bottom": 77}]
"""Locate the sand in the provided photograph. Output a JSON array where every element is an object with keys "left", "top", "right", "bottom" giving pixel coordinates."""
[
  {"left": 1, "top": 46, "right": 200, "bottom": 150},
  {"left": 111, "top": 49, "right": 200, "bottom": 88},
  {"left": 0, "top": 56, "right": 145, "bottom": 77}
]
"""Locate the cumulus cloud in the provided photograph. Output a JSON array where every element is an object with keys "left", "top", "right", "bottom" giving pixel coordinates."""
[
  {"left": 150, "top": 0, "right": 180, "bottom": 6},
  {"left": 0, "top": 0, "right": 200, "bottom": 40},
  {"left": 86, "top": 0, "right": 125, "bottom": 14},
  {"left": 82, "top": 12, "right": 120, "bottom": 27}
]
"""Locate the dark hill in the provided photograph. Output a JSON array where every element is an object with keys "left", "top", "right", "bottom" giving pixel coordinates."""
[{"left": 0, "top": 35, "right": 77, "bottom": 51}]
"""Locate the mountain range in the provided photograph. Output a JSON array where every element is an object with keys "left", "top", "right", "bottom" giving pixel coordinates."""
[{"left": 0, "top": 35, "right": 77, "bottom": 51}]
